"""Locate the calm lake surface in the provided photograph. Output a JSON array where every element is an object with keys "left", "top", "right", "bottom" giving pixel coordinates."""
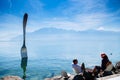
[{"left": 0, "top": 39, "right": 120, "bottom": 80}]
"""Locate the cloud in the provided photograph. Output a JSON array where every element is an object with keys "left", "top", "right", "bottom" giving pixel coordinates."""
[
  {"left": 40, "top": 0, "right": 120, "bottom": 31},
  {"left": 62, "top": 0, "right": 106, "bottom": 15},
  {"left": 28, "top": 9, "right": 120, "bottom": 32},
  {"left": 0, "top": 14, "right": 22, "bottom": 41},
  {"left": 8, "top": 0, "right": 12, "bottom": 9},
  {"left": 97, "top": 27, "right": 105, "bottom": 31},
  {"left": 35, "top": 13, "right": 106, "bottom": 31},
  {"left": 0, "top": 0, "right": 120, "bottom": 41},
  {"left": 28, "top": 0, "right": 44, "bottom": 14},
  {"left": 20, "top": 0, "right": 120, "bottom": 32}
]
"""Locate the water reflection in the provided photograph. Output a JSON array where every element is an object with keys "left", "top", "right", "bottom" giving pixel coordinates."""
[
  {"left": 21, "top": 56, "right": 28, "bottom": 79},
  {"left": 21, "top": 45, "right": 28, "bottom": 80}
]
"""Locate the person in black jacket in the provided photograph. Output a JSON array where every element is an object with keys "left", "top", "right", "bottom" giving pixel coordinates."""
[
  {"left": 93, "top": 53, "right": 110, "bottom": 77},
  {"left": 101, "top": 53, "right": 109, "bottom": 71}
]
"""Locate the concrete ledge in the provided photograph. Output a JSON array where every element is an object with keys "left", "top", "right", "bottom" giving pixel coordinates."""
[{"left": 96, "top": 73, "right": 120, "bottom": 80}]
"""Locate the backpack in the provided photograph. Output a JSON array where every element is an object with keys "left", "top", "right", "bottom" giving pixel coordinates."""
[{"left": 73, "top": 75, "right": 84, "bottom": 80}]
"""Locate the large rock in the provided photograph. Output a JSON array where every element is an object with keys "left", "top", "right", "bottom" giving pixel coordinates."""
[{"left": 0, "top": 76, "right": 23, "bottom": 80}]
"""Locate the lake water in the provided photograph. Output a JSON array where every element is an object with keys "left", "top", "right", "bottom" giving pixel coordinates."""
[{"left": 0, "top": 39, "right": 120, "bottom": 80}]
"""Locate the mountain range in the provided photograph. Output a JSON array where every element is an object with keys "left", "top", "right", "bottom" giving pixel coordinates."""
[{"left": 12, "top": 27, "right": 120, "bottom": 41}]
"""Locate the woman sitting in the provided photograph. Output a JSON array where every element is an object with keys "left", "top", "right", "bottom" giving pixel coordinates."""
[
  {"left": 99, "top": 61, "right": 114, "bottom": 77},
  {"left": 93, "top": 53, "right": 110, "bottom": 77}
]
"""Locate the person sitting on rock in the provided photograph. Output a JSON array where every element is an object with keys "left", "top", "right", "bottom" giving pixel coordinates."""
[
  {"left": 93, "top": 53, "right": 110, "bottom": 77},
  {"left": 99, "top": 61, "right": 114, "bottom": 77},
  {"left": 72, "top": 59, "right": 83, "bottom": 75}
]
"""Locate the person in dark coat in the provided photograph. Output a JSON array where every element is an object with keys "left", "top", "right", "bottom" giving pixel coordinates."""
[
  {"left": 101, "top": 53, "right": 109, "bottom": 71},
  {"left": 93, "top": 53, "right": 110, "bottom": 77}
]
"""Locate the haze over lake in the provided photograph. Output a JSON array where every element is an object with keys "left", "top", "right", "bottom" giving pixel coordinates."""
[{"left": 0, "top": 28, "right": 120, "bottom": 79}]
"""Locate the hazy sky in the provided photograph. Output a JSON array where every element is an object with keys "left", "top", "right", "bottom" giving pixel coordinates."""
[{"left": 0, "top": 0, "right": 120, "bottom": 40}]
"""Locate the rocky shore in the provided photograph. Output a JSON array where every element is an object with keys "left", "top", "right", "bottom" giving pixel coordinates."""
[
  {"left": 0, "top": 73, "right": 120, "bottom": 80},
  {"left": 0, "top": 76, "right": 23, "bottom": 80},
  {"left": 45, "top": 73, "right": 120, "bottom": 80}
]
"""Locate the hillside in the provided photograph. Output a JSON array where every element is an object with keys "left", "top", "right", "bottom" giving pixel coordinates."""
[{"left": 12, "top": 27, "right": 120, "bottom": 41}]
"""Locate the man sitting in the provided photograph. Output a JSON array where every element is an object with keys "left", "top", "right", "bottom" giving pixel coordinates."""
[
  {"left": 72, "top": 59, "right": 85, "bottom": 80},
  {"left": 72, "top": 59, "right": 83, "bottom": 75},
  {"left": 72, "top": 59, "right": 94, "bottom": 80}
]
